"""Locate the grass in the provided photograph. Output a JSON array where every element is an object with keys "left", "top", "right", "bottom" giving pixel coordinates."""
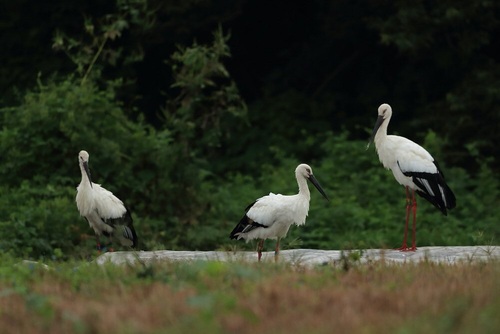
[{"left": 0, "top": 253, "right": 499, "bottom": 334}]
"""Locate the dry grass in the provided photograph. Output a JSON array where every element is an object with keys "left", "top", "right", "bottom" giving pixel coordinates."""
[
  {"left": 0, "top": 258, "right": 499, "bottom": 334},
  {"left": 228, "top": 263, "right": 498, "bottom": 334}
]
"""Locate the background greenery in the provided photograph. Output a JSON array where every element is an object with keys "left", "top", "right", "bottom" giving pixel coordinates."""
[{"left": 0, "top": 0, "right": 498, "bottom": 259}]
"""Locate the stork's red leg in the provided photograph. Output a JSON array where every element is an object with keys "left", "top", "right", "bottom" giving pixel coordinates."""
[
  {"left": 96, "top": 235, "right": 102, "bottom": 254},
  {"left": 107, "top": 237, "right": 115, "bottom": 252},
  {"left": 257, "top": 240, "right": 264, "bottom": 262},
  {"left": 274, "top": 238, "right": 281, "bottom": 262},
  {"left": 396, "top": 187, "right": 411, "bottom": 251},
  {"left": 409, "top": 189, "right": 417, "bottom": 251},
  {"left": 399, "top": 189, "right": 417, "bottom": 252}
]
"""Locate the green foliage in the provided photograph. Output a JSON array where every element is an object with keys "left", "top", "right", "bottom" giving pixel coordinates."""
[
  {"left": 371, "top": 1, "right": 498, "bottom": 54},
  {"left": 152, "top": 26, "right": 247, "bottom": 248},
  {"left": 0, "top": 183, "right": 78, "bottom": 259},
  {"left": 0, "top": 25, "right": 250, "bottom": 258},
  {"left": 1, "top": 77, "right": 144, "bottom": 185},
  {"left": 52, "top": 0, "right": 155, "bottom": 84},
  {"left": 0, "top": 76, "right": 173, "bottom": 257},
  {"left": 2, "top": 0, "right": 500, "bottom": 173},
  {"left": 0, "top": 3, "right": 499, "bottom": 260},
  {"left": 163, "top": 25, "right": 247, "bottom": 169}
]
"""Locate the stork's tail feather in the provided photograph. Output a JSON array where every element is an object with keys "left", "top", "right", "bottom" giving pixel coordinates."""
[
  {"left": 229, "top": 215, "right": 251, "bottom": 240},
  {"left": 121, "top": 209, "right": 138, "bottom": 248},
  {"left": 229, "top": 215, "right": 267, "bottom": 240},
  {"left": 230, "top": 201, "right": 259, "bottom": 240},
  {"left": 104, "top": 208, "right": 138, "bottom": 248},
  {"left": 411, "top": 172, "right": 456, "bottom": 216},
  {"left": 123, "top": 223, "right": 139, "bottom": 248},
  {"left": 441, "top": 182, "right": 456, "bottom": 210}
]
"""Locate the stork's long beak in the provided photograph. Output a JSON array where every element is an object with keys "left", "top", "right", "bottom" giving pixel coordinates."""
[
  {"left": 366, "top": 115, "right": 384, "bottom": 150},
  {"left": 83, "top": 161, "right": 93, "bottom": 188},
  {"left": 308, "top": 174, "right": 329, "bottom": 201}
]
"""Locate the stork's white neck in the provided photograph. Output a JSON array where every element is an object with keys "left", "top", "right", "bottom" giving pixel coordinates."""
[
  {"left": 375, "top": 116, "right": 390, "bottom": 147},
  {"left": 297, "top": 174, "right": 311, "bottom": 199},
  {"left": 79, "top": 163, "right": 91, "bottom": 187}
]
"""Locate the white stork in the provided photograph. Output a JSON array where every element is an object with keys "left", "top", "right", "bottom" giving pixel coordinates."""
[
  {"left": 76, "top": 150, "right": 138, "bottom": 252},
  {"left": 229, "top": 164, "right": 329, "bottom": 261},
  {"left": 367, "top": 103, "right": 456, "bottom": 251}
]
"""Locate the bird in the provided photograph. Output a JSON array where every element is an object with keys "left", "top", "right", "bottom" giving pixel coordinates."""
[
  {"left": 229, "top": 163, "right": 329, "bottom": 262},
  {"left": 367, "top": 103, "right": 456, "bottom": 251},
  {"left": 76, "top": 150, "right": 138, "bottom": 252}
]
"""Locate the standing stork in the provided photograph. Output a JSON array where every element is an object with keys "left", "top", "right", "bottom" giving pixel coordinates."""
[
  {"left": 229, "top": 164, "right": 329, "bottom": 262},
  {"left": 76, "top": 150, "right": 138, "bottom": 252},
  {"left": 367, "top": 103, "right": 456, "bottom": 251}
]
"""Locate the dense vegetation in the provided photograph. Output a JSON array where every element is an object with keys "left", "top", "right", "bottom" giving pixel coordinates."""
[{"left": 0, "top": 0, "right": 499, "bottom": 259}]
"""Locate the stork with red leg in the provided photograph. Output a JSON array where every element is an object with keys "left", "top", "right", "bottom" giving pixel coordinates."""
[
  {"left": 367, "top": 103, "right": 456, "bottom": 251},
  {"left": 230, "top": 164, "right": 329, "bottom": 262}
]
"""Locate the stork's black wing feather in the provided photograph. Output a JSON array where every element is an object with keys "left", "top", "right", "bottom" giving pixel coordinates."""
[
  {"left": 104, "top": 207, "right": 138, "bottom": 248},
  {"left": 229, "top": 201, "right": 267, "bottom": 239},
  {"left": 399, "top": 160, "right": 456, "bottom": 215}
]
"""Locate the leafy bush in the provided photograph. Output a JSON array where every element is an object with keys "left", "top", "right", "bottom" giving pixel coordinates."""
[
  {"left": 0, "top": 183, "right": 79, "bottom": 259},
  {"left": 0, "top": 77, "right": 171, "bottom": 257},
  {"left": 0, "top": 27, "right": 248, "bottom": 258},
  {"left": 0, "top": 17, "right": 498, "bottom": 259}
]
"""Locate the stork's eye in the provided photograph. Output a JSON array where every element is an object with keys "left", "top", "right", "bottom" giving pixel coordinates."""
[{"left": 306, "top": 168, "right": 311, "bottom": 174}]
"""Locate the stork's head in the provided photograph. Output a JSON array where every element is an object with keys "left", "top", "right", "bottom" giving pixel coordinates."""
[
  {"left": 78, "top": 150, "right": 92, "bottom": 187},
  {"left": 295, "top": 163, "right": 312, "bottom": 179},
  {"left": 367, "top": 103, "right": 392, "bottom": 149},
  {"left": 296, "top": 164, "right": 329, "bottom": 201},
  {"left": 377, "top": 103, "right": 392, "bottom": 120}
]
